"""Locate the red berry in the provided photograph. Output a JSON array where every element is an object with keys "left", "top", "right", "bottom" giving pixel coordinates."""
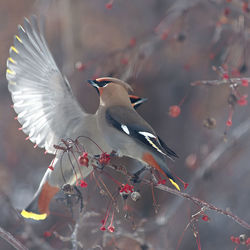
[
  {"left": 184, "top": 64, "right": 191, "bottom": 71},
  {"left": 223, "top": 73, "right": 229, "bottom": 80},
  {"left": 237, "top": 96, "right": 248, "bottom": 106},
  {"left": 231, "top": 68, "right": 240, "bottom": 77},
  {"left": 120, "top": 184, "right": 134, "bottom": 193},
  {"left": 76, "top": 179, "right": 88, "bottom": 188},
  {"left": 121, "top": 57, "right": 129, "bottom": 65},
  {"left": 161, "top": 30, "right": 168, "bottom": 40},
  {"left": 242, "top": 2, "right": 249, "bottom": 12},
  {"left": 241, "top": 79, "right": 249, "bottom": 87},
  {"left": 108, "top": 226, "right": 115, "bottom": 233},
  {"left": 224, "top": 7, "right": 230, "bottom": 16},
  {"left": 209, "top": 53, "right": 215, "bottom": 60},
  {"left": 129, "top": 38, "right": 136, "bottom": 47},
  {"left": 100, "top": 225, "right": 106, "bottom": 231},
  {"left": 226, "top": 119, "right": 232, "bottom": 127},
  {"left": 48, "top": 165, "right": 54, "bottom": 171},
  {"left": 184, "top": 183, "right": 189, "bottom": 190},
  {"left": 43, "top": 231, "right": 52, "bottom": 238},
  {"left": 106, "top": 2, "right": 112, "bottom": 9},
  {"left": 169, "top": 105, "right": 181, "bottom": 118},
  {"left": 202, "top": 215, "right": 209, "bottom": 222},
  {"left": 246, "top": 237, "right": 250, "bottom": 245},
  {"left": 99, "top": 152, "right": 111, "bottom": 165},
  {"left": 78, "top": 153, "right": 89, "bottom": 167},
  {"left": 157, "top": 179, "right": 166, "bottom": 185}
]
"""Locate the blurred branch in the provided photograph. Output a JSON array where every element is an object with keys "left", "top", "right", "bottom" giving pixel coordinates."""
[
  {"left": 71, "top": 223, "right": 80, "bottom": 250},
  {"left": 54, "top": 211, "right": 99, "bottom": 249},
  {"left": 191, "top": 77, "right": 248, "bottom": 86},
  {"left": 0, "top": 226, "right": 28, "bottom": 250}
]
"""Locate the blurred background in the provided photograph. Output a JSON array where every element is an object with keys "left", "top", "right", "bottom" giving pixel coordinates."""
[{"left": 0, "top": 0, "right": 250, "bottom": 249}]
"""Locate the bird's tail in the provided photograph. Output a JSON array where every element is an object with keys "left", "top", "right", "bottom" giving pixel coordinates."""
[
  {"left": 142, "top": 152, "right": 180, "bottom": 191},
  {"left": 21, "top": 170, "right": 60, "bottom": 220},
  {"left": 160, "top": 163, "right": 180, "bottom": 191}
]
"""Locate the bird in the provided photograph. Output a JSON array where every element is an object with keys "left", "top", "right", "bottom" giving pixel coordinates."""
[
  {"left": 88, "top": 77, "right": 180, "bottom": 190},
  {"left": 6, "top": 16, "right": 148, "bottom": 220}
]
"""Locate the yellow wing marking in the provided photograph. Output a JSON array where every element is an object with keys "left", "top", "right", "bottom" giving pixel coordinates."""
[
  {"left": 8, "top": 57, "right": 17, "bottom": 64},
  {"left": 145, "top": 136, "right": 166, "bottom": 155},
  {"left": 6, "top": 69, "right": 16, "bottom": 75},
  {"left": 15, "top": 35, "right": 23, "bottom": 43},
  {"left": 10, "top": 46, "right": 19, "bottom": 54}
]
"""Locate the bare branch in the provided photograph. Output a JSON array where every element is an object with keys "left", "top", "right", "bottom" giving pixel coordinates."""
[
  {"left": 152, "top": 183, "right": 250, "bottom": 230},
  {"left": 147, "top": 117, "right": 250, "bottom": 231},
  {"left": 0, "top": 226, "right": 28, "bottom": 250},
  {"left": 191, "top": 77, "right": 249, "bottom": 86}
]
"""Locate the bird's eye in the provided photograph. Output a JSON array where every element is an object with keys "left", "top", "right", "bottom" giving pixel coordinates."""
[
  {"left": 96, "top": 80, "right": 111, "bottom": 87},
  {"left": 88, "top": 79, "right": 112, "bottom": 89}
]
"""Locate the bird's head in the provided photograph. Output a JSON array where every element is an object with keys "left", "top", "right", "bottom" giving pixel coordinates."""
[{"left": 88, "top": 77, "right": 133, "bottom": 106}]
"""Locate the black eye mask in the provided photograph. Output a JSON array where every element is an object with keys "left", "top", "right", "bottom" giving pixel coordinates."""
[{"left": 88, "top": 79, "right": 112, "bottom": 88}]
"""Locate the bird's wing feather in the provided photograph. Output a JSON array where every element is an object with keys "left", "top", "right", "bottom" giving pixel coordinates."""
[
  {"left": 158, "top": 137, "right": 178, "bottom": 159},
  {"left": 6, "top": 16, "right": 87, "bottom": 154},
  {"left": 106, "top": 106, "right": 173, "bottom": 157}
]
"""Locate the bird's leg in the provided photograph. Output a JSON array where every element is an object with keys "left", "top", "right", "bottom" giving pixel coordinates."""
[
  {"left": 74, "top": 186, "right": 84, "bottom": 212},
  {"left": 130, "top": 166, "right": 147, "bottom": 183},
  {"left": 59, "top": 184, "right": 83, "bottom": 216},
  {"left": 110, "top": 150, "right": 123, "bottom": 158}
]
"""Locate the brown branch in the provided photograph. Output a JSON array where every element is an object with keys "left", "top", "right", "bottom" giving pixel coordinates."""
[{"left": 0, "top": 226, "right": 28, "bottom": 250}]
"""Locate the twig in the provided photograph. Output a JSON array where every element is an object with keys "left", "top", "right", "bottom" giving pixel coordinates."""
[
  {"left": 191, "top": 77, "right": 248, "bottom": 86},
  {"left": 53, "top": 231, "right": 83, "bottom": 249},
  {"left": 148, "top": 117, "right": 250, "bottom": 230},
  {"left": 71, "top": 223, "right": 79, "bottom": 250},
  {"left": 0, "top": 226, "right": 28, "bottom": 250},
  {"left": 150, "top": 182, "right": 250, "bottom": 230}
]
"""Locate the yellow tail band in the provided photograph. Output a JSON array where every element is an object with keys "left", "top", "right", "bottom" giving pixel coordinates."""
[
  {"left": 21, "top": 210, "right": 47, "bottom": 220},
  {"left": 169, "top": 178, "right": 180, "bottom": 191}
]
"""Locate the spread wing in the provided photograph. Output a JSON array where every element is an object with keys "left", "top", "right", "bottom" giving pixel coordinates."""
[
  {"left": 6, "top": 16, "right": 88, "bottom": 154},
  {"left": 106, "top": 106, "right": 178, "bottom": 159}
]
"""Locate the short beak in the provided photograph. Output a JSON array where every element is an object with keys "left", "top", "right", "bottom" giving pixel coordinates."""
[
  {"left": 129, "top": 95, "right": 148, "bottom": 109},
  {"left": 87, "top": 80, "right": 99, "bottom": 88},
  {"left": 88, "top": 80, "right": 101, "bottom": 96}
]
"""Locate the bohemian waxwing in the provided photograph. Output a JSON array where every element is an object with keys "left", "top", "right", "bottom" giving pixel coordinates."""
[
  {"left": 88, "top": 77, "right": 180, "bottom": 190},
  {"left": 6, "top": 16, "right": 148, "bottom": 220}
]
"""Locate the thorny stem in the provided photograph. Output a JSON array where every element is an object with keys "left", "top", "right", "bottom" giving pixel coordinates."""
[{"left": 0, "top": 226, "right": 28, "bottom": 250}]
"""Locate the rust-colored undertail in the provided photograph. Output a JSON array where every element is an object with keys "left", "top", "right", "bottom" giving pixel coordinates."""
[{"left": 142, "top": 152, "right": 180, "bottom": 191}]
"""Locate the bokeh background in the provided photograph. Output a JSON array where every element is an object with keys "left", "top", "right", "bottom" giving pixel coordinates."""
[{"left": 0, "top": 0, "right": 250, "bottom": 249}]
